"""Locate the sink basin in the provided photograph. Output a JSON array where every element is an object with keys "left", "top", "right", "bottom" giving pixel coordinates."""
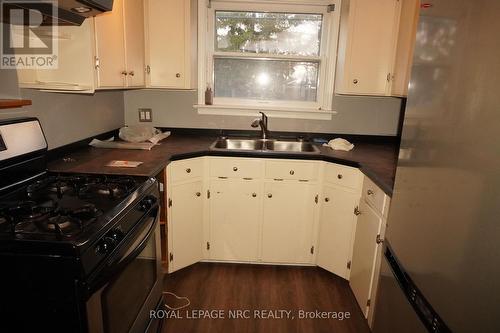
[
  {"left": 211, "top": 138, "right": 266, "bottom": 150},
  {"left": 266, "top": 140, "right": 319, "bottom": 153},
  {"left": 210, "top": 138, "right": 319, "bottom": 154}
]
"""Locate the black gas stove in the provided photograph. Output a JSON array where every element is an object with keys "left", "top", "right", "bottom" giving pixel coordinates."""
[
  {"left": 0, "top": 173, "right": 141, "bottom": 240},
  {"left": 0, "top": 118, "right": 163, "bottom": 333}
]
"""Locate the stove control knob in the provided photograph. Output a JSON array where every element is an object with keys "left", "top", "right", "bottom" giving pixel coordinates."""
[
  {"left": 95, "top": 238, "right": 114, "bottom": 255},
  {"left": 109, "top": 229, "right": 124, "bottom": 242},
  {"left": 139, "top": 195, "right": 157, "bottom": 211}
]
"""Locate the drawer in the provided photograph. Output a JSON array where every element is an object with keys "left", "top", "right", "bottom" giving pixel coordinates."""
[
  {"left": 170, "top": 158, "right": 204, "bottom": 182},
  {"left": 362, "top": 177, "right": 389, "bottom": 216},
  {"left": 265, "top": 160, "right": 319, "bottom": 181},
  {"left": 209, "top": 157, "right": 263, "bottom": 179},
  {"left": 324, "top": 163, "right": 362, "bottom": 189}
]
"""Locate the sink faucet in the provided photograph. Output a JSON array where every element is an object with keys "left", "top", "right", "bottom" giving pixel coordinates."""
[{"left": 251, "top": 112, "right": 270, "bottom": 140}]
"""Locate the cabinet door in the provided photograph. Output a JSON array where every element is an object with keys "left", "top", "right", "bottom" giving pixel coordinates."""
[
  {"left": 349, "top": 200, "right": 383, "bottom": 317},
  {"left": 317, "top": 185, "right": 359, "bottom": 279},
  {"left": 342, "top": 0, "right": 400, "bottom": 95},
  {"left": 94, "top": 0, "right": 126, "bottom": 88},
  {"left": 145, "top": 0, "right": 187, "bottom": 88},
  {"left": 168, "top": 180, "right": 203, "bottom": 273},
  {"left": 262, "top": 182, "right": 317, "bottom": 264},
  {"left": 16, "top": 19, "right": 96, "bottom": 92},
  {"left": 123, "top": 0, "right": 145, "bottom": 87},
  {"left": 209, "top": 180, "right": 262, "bottom": 261}
]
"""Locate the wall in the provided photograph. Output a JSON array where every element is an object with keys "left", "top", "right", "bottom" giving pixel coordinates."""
[
  {"left": 124, "top": 90, "right": 402, "bottom": 135},
  {"left": 0, "top": 89, "right": 125, "bottom": 149}
]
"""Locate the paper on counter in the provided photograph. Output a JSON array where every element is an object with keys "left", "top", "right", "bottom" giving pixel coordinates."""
[{"left": 107, "top": 160, "right": 143, "bottom": 168}]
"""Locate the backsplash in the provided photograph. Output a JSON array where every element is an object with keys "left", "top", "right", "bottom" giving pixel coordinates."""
[
  {"left": 0, "top": 89, "right": 125, "bottom": 149},
  {"left": 124, "top": 90, "right": 403, "bottom": 136}
]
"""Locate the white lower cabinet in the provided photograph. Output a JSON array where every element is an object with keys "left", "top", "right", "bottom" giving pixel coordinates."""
[
  {"left": 166, "top": 157, "right": 389, "bottom": 311},
  {"left": 167, "top": 180, "right": 204, "bottom": 273},
  {"left": 349, "top": 200, "right": 382, "bottom": 317},
  {"left": 209, "top": 180, "right": 262, "bottom": 261},
  {"left": 261, "top": 182, "right": 317, "bottom": 264},
  {"left": 317, "top": 185, "right": 359, "bottom": 279}
]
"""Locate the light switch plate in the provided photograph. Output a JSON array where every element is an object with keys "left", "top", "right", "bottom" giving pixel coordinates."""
[{"left": 138, "top": 108, "right": 153, "bottom": 122}]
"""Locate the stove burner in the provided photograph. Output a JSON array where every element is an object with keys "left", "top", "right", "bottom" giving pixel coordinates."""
[
  {"left": 70, "top": 204, "right": 102, "bottom": 221},
  {"left": 48, "top": 180, "right": 73, "bottom": 196},
  {"left": 78, "top": 177, "right": 136, "bottom": 200},
  {"left": 6, "top": 200, "right": 56, "bottom": 222},
  {"left": 39, "top": 215, "right": 82, "bottom": 236}
]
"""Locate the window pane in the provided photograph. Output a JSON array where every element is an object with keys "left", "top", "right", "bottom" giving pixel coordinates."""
[
  {"left": 214, "top": 58, "right": 319, "bottom": 102},
  {"left": 215, "top": 11, "right": 322, "bottom": 56}
]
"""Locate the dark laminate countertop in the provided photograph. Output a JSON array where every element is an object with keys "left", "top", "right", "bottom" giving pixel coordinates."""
[{"left": 48, "top": 133, "right": 399, "bottom": 196}]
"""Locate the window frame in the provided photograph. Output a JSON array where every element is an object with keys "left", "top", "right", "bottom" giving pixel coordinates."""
[{"left": 197, "top": 0, "right": 341, "bottom": 120}]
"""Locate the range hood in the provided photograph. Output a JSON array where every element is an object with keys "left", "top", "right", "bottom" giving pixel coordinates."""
[{"left": 1, "top": 0, "right": 113, "bottom": 26}]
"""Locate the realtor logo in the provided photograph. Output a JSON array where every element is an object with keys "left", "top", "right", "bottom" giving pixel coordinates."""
[{"left": 1, "top": 0, "right": 58, "bottom": 69}]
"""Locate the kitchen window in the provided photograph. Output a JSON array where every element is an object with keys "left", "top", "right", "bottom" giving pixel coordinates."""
[{"left": 196, "top": 0, "right": 340, "bottom": 120}]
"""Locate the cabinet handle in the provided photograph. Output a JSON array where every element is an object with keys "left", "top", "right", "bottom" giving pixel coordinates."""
[
  {"left": 121, "top": 70, "right": 128, "bottom": 75},
  {"left": 252, "top": 193, "right": 257, "bottom": 198},
  {"left": 325, "top": 197, "right": 330, "bottom": 202},
  {"left": 233, "top": 167, "right": 238, "bottom": 171},
  {"left": 337, "top": 174, "right": 343, "bottom": 179},
  {"left": 267, "top": 193, "right": 273, "bottom": 198},
  {"left": 289, "top": 170, "right": 295, "bottom": 175},
  {"left": 376, "top": 235, "right": 384, "bottom": 244},
  {"left": 353, "top": 79, "right": 358, "bottom": 84},
  {"left": 367, "top": 189, "right": 374, "bottom": 196},
  {"left": 176, "top": 73, "right": 181, "bottom": 78},
  {"left": 186, "top": 168, "right": 191, "bottom": 173},
  {"left": 354, "top": 207, "right": 361, "bottom": 216},
  {"left": 195, "top": 192, "right": 201, "bottom": 197},
  {"left": 128, "top": 71, "right": 135, "bottom": 76}
]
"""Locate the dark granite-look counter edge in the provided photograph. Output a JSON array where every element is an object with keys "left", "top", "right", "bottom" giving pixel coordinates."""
[{"left": 48, "top": 134, "right": 398, "bottom": 196}]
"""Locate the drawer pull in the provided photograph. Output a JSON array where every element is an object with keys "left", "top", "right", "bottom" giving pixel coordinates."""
[
  {"left": 325, "top": 197, "right": 330, "bottom": 202},
  {"left": 252, "top": 193, "right": 257, "bottom": 198},
  {"left": 354, "top": 207, "right": 361, "bottom": 216},
  {"left": 337, "top": 174, "right": 343, "bottom": 179},
  {"left": 289, "top": 170, "right": 295, "bottom": 175},
  {"left": 195, "top": 192, "right": 201, "bottom": 197},
  {"left": 186, "top": 168, "right": 191, "bottom": 173},
  {"left": 267, "top": 193, "right": 273, "bottom": 198},
  {"left": 367, "top": 189, "right": 374, "bottom": 196},
  {"left": 233, "top": 167, "right": 238, "bottom": 171}
]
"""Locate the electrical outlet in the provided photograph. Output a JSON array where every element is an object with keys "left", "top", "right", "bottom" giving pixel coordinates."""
[{"left": 138, "top": 108, "right": 153, "bottom": 122}]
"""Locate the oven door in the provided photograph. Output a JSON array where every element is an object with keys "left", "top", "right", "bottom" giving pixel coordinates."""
[{"left": 86, "top": 204, "right": 163, "bottom": 333}]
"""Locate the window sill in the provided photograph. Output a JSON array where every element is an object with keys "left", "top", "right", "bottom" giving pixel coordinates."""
[{"left": 194, "top": 104, "right": 336, "bottom": 120}]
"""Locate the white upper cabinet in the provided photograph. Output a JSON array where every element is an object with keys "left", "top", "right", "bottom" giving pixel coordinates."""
[
  {"left": 261, "top": 181, "right": 318, "bottom": 264},
  {"left": 144, "top": 0, "right": 197, "bottom": 89},
  {"left": 16, "top": 19, "right": 97, "bottom": 93},
  {"left": 123, "top": 0, "right": 146, "bottom": 87},
  {"left": 94, "top": 0, "right": 145, "bottom": 88},
  {"left": 335, "top": 0, "right": 419, "bottom": 96}
]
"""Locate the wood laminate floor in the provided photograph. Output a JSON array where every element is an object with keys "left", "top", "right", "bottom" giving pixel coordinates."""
[{"left": 161, "top": 263, "right": 371, "bottom": 333}]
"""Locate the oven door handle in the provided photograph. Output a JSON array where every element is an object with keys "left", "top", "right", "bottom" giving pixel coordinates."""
[{"left": 86, "top": 204, "right": 159, "bottom": 294}]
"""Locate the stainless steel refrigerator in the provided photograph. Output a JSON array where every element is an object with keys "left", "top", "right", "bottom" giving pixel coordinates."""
[{"left": 372, "top": 0, "right": 500, "bottom": 332}]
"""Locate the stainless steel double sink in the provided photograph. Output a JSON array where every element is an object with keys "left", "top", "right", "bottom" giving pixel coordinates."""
[{"left": 210, "top": 138, "right": 320, "bottom": 154}]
